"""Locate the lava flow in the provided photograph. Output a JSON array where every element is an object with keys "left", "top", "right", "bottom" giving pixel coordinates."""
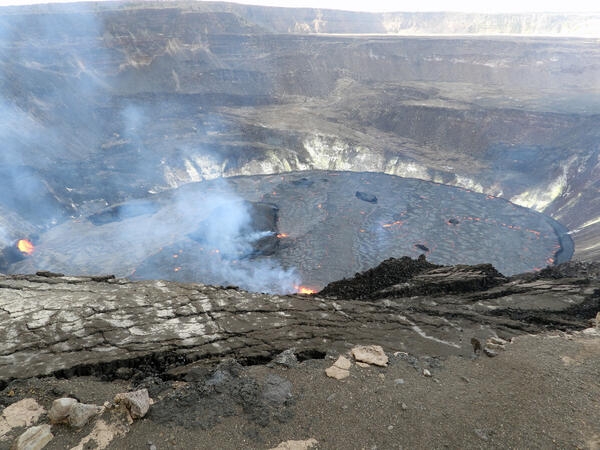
[{"left": 17, "top": 239, "right": 34, "bottom": 255}]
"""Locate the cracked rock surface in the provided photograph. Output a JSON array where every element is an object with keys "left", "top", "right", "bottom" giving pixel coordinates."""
[{"left": 1, "top": 259, "right": 598, "bottom": 385}]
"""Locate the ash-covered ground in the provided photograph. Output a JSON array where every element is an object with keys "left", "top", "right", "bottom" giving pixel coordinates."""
[{"left": 7, "top": 171, "right": 571, "bottom": 293}]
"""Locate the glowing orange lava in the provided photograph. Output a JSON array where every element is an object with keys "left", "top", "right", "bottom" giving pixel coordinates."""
[
  {"left": 382, "top": 220, "right": 403, "bottom": 228},
  {"left": 277, "top": 233, "right": 289, "bottom": 238},
  {"left": 17, "top": 239, "right": 34, "bottom": 255},
  {"left": 295, "top": 286, "right": 316, "bottom": 295}
]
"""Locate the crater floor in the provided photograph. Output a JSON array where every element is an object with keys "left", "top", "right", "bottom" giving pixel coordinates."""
[{"left": 10, "top": 171, "right": 572, "bottom": 292}]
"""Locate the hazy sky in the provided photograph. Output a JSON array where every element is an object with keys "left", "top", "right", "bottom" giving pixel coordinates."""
[{"left": 0, "top": 0, "right": 599, "bottom": 13}]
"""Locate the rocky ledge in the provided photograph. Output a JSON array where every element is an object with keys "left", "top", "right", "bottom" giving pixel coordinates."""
[{"left": 1, "top": 257, "right": 598, "bottom": 385}]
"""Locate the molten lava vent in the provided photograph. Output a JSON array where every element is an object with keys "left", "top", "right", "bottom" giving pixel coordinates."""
[
  {"left": 0, "top": 239, "right": 35, "bottom": 271},
  {"left": 5, "top": 171, "right": 573, "bottom": 293},
  {"left": 17, "top": 239, "right": 35, "bottom": 255}
]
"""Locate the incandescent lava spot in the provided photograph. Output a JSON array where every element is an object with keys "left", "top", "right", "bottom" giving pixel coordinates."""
[
  {"left": 295, "top": 286, "right": 316, "bottom": 295},
  {"left": 17, "top": 239, "right": 35, "bottom": 255}
]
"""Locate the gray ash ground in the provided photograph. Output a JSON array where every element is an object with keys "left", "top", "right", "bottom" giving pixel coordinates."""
[{"left": 9, "top": 171, "right": 571, "bottom": 292}]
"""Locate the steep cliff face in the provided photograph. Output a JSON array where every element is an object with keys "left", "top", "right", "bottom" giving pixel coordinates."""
[{"left": 0, "top": 2, "right": 598, "bottom": 261}]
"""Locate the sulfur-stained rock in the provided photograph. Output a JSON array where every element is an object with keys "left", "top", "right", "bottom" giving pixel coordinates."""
[
  {"left": 48, "top": 398, "right": 78, "bottom": 424},
  {"left": 114, "top": 389, "right": 151, "bottom": 419},
  {"left": 11, "top": 424, "right": 53, "bottom": 450},
  {"left": 68, "top": 403, "right": 101, "bottom": 428},
  {"left": 351, "top": 345, "right": 388, "bottom": 367}
]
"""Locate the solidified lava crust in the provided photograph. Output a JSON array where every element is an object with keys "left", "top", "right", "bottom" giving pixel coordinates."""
[{"left": 8, "top": 171, "right": 573, "bottom": 291}]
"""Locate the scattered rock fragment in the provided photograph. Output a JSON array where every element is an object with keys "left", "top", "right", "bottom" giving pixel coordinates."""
[
  {"left": 68, "top": 403, "right": 102, "bottom": 428},
  {"left": 325, "top": 356, "right": 352, "bottom": 379},
  {"left": 48, "top": 398, "right": 78, "bottom": 423},
  {"left": 270, "top": 438, "right": 318, "bottom": 450},
  {"left": 333, "top": 356, "right": 351, "bottom": 370},
  {"left": 483, "top": 335, "right": 510, "bottom": 357},
  {"left": 273, "top": 349, "right": 299, "bottom": 368},
  {"left": 351, "top": 345, "right": 388, "bottom": 367},
  {"left": 581, "top": 327, "right": 600, "bottom": 336},
  {"left": 483, "top": 347, "right": 499, "bottom": 357},
  {"left": 114, "top": 389, "right": 151, "bottom": 419},
  {"left": 326, "top": 366, "right": 349, "bottom": 380},
  {"left": 11, "top": 424, "right": 52, "bottom": 450},
  {"left": 0, "top": 399, "right": 45, "bottom": 438},
  {"left": 356, "top": 362, "right": 369, "bottom": 368},
  {"left": 423, "top": 369, "right": 432, "bottom": 377},
  {"left": 488, "top": 336, "right": 508, "bottom": 346},
  {"left": 596, "top": 312, "right": 600, "bottom": 329}
]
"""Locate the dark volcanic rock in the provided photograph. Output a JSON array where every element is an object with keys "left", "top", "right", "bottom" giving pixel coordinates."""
[
  {"left": 373, "top": 263, "right": 507, "bottom": 299},
  {"left": 355, "top": 191, "right": 378, "bottom": 203},
  {"left": 320, "top": 256, "right": 506, "bottom": 299},
  {"left": 319, "top": 255, "right": 439, "bottom": 299}
]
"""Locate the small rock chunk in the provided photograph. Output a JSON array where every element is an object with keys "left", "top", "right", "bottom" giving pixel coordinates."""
[
  {"left": 333, "top": 355, "right": 351, "bottom": 370},
  {"left": 351, "top": 345, "right": 388, "bottom": 367},
  {"left": 272, "top": 349, "right": 299, "bottom": 368},
  {"left": 11, "top": 424, "right": 53, "bottom": 450},
  {"left": 1, "top": 399, "right": 45, "bottom": 438},
  {"left": 48, "top": 398, "right": 78, "bottom": 423},
  {"left": 68, "top": 403, "right": 101, "bottom": 428},
  {"left": 325, "top": 355, "right": 353, "bottom": 380},
  {"left": 270, "top": 438, "right": 318, "bottom": 450},
  {"left": 325, "top": 366, "right": 349, "bottom": 380},
  {"left": 114, "top": 389, "right": 151, "bottom": 419}
]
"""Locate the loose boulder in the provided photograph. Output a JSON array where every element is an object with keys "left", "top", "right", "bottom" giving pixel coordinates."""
[{"left": 351, "top": 345, "right": 388, "bottom": 367}]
